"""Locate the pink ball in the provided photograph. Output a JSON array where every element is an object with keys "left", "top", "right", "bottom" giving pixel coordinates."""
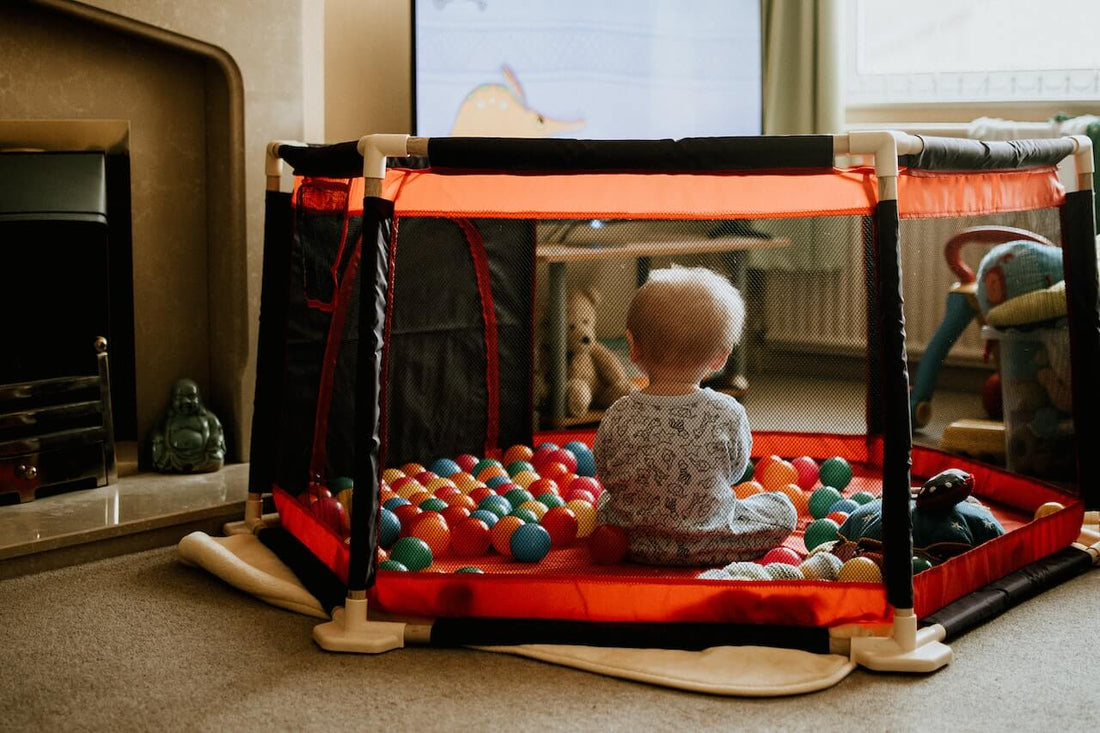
[
  {"left": 565, "top": 489, "right": 596, "bottom": 504},
  {"left": 570, "top": 475, "right": 602, "bottom": 498},
  {"left": 791, "top": 456, "right": 820, "bottom": 491},
  {"left": 760, "top": 546, "right": 802, "bottom": 566},
  {"left": 546, "top": 448, "right": 578, "bottom": 474}
]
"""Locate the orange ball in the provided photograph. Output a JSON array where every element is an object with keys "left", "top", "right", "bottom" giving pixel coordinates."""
[
  {"left": 490, "top": 516, "right": 525, "bottom": 556},
  {"left": 503, "top": 444, "right": 534, "bottom": 466},
  {"left": 407, "top": 490, "right": 431, "bottom": 507},
  {"left": 451, "top": 517, "right": 491, "bottom": 557},
  {"left": 445, "top": 493, "right": 477, "bottom": 511},
  {"left": 539, "top": 461, "right": 570, "bottom": 484},
  {"left": 778, "top": 483, "right": 810, "bottom": 516},
  {"left": 450, "top": 472, "right": 479, "bottom": 491},
  {"left": 733, "top": 480, "right": 764, "bottom": 499},
  {"left": 477, "top": 465, "right": 509, "bottom": 483},
  {"left": 400, "top": 462, "right": 426, "bottom": 476},
  {"left": 425, "top": 477, "right": 458, "bottom": 493},
  {"left": 759, "top": 460, "right": 798, "bottom": 491},
  {"left": 409, "top": 511, "right": 451, "bottom": 557},
  {"left": 381, "top": 468, "right": 405, "bottom": 484},
  {"left": 754, "top": 454, "right": 782, "bottom": 477}
]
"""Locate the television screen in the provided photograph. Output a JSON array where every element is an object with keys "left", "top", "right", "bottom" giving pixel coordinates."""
[{"left": 412, "top": 0, "right": 763, "bottom": 139}]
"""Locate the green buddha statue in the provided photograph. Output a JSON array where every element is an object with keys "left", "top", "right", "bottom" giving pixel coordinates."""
[{"left": 150, "top": 378, "right": 225, "bottom": 473}]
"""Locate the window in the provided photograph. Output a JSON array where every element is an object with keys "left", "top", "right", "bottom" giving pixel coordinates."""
[{"left": 848, "top": 0, "right": 1100, "bottom": 106}]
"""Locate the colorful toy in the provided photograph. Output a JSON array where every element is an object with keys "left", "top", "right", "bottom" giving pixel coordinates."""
[
  {"left": 565, "top": 500, "right": 597, "bottom": 538},
  {"left": 541, "top": 506, "right": 579, "bottom": 547},
  {"left": 379, "top": 508, "right": 401, "bottom": 548},
  {"left": 490, "top": 516, "right": 525, "bottom": 556},
  {"left": 760, "top": 546, "right": 802, "bottom": 566},
  {"left": 817, "top": 457, "right": 852, "bottom": 491},
  {"left": 468, "top": 509, "right": 500, "bottom": 528},
  {"left": 408, "top": 512, "right": 451, "bottom": 557},
  {"left": 808, "top": 487, "right": 844, "bottom": 520},
  {"left": 791, "top": 456, "right": 819, "bottom": 491},
  {"left": 588, "top": 524, "right": 629, "bottom": 565},
  {"left": 451, "top": 518, "right": 492, "bottom": 557},
  {"left": 804, "top": 518, "right": 840, "bottom": 551},
  {"left": 562, "top": 440, "right": 597, "bottom": 477},
  {"left": 510, "top": 523, "right": 553, "bottom": 562},
  {"left": 389, "top": 536, "right": 433, "bottom": 571}
]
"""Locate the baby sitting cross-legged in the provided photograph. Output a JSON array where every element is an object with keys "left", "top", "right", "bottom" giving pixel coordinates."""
[{"left": 593, "top": 266, "right": 797, "bottom": 566}]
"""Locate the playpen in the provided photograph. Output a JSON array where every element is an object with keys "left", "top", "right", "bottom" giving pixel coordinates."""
[{"left": 245, "top": 132, "right": 1099, "bottom": 671}]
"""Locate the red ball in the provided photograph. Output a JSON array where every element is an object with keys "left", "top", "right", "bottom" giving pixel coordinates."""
[
  {"left": 300, "top": 485, "right": 332, "bottom": 506},
  {"left": 791, "top": 456, "right": 820, "bottom": 491},
  {"left": 492, "top": 481, "right": 519, "bottom": 496},
  {"left": 455, "top": 454, "right": 480, "bottom": 473},
  {"left": 546, "top": 448, "right": 578, "bottom": 474},
  {"left": 389, "top": 476, "right": 420, "bottom": 493},
  {"left": 760, "top": 546, "right": 802, "bottom": 566},
  {"left": 392, "top": 503, "right": 422, "bottom": 535},
  {"left": 434, "top": 485, "right": 461, "bottom": 500},
  {"left": 569, "top": 476, "right": 601, "bottom": 495},
  {"left": 541, "top": 506, "right": 579, "bottom": 547},
  {"left": 826, "top": 511, "right": 850, "bottom": 525},
  {"left": 588, "top": 524, "right": 629, "bottom": 565},
  {"left": 451, "top": 517, "right": 491, "bottom": 557},
  {"left": 982, "top": 372, "right": 1003, "bottom": 419},
  {"left": 310, "top": 496, "right": 349, "bottom": 536},
  {"left": 565, "top": 488, "right": 596, "bottom": 504},
  {"left": 440, "top": 505, "right": 472, "bottom": 529},
  {"left": 527, "top": 478, "right": 560, "bottom": 497},
  {"left": 531, "top": 445, "right": 559, "bottom": 469},
  {"left": 414, "top": 471, "right": 439, "bottom": 485},
  {"left": 468, "top": 487, "right": 494, "bottom": 504},
  {"left": 539, "top": 461, "right": 571, "bottom": 484}
]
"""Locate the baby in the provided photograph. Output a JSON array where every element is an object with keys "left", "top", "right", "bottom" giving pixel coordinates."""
[{"left": 594, "top": 266, "right": 796, "bottom": 566}]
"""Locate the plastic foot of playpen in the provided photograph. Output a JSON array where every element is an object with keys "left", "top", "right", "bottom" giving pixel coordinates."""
[
  {"left": 313, "top": 597, "right": 420, "bottom": 654},
  {"left": 222, "top": 494, "right": 274, "bottom": 536},
  {"left": 850, "top": 610, "right": 952, "bottom": 673}
]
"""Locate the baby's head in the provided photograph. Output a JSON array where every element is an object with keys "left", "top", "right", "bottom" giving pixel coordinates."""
[{"left": 626, "top": 266, "right": 745, "bottom": 378}]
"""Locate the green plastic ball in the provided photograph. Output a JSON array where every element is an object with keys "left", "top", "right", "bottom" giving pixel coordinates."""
[
  {"left": 739, "top": 460, "right": 754, "bottom": 483},
  {"left": 472, "top": 458, "right": 503, "bottom": 476},
  {"left": 536, "top": 492, "right": 565, "bottom": 509},
  {"left": 330, "top": 476, "right": 354, "bottom": 491},
  {"left": 818, "top": 457, "right": 853, "bottom": 490},
  {"left": 509, "top": 507, "right": 540, "bottom": 524},
  {"left": 378, "top": 560, "right": 408, "bottom": 571},
  {"left": 389, "top": 536, "right": 433, "bottom": 571},
  {"left": 850, "top": 491, "right": 877, "bottom": 505},
  {"left": 418, "top": 497, "right": 448, "bottom": 513},
  {"left": 455, "top": 566, "right": 484, "bottom": 574},
  {"left": 804, "top": 518, "right": 840, "bottom": 551},
  {"left": 808, "top": 486, "right": 844, "bottom": 519},
  {"left": 912, "top": 556, "right": 934, "bottom": 574},
  {"left": 507, "top": 460, "right": 536, "bottom": 477},
  {"left": 504, "top": 488, "right": 535, "bottom": 507}
]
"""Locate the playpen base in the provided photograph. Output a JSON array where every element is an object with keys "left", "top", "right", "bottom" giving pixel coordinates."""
[
  {"left": 848, "top": 611, "right": 952, "bottom": 673},
  {"left": 313, "top": 597, "right": 431, "bottom": 654}
]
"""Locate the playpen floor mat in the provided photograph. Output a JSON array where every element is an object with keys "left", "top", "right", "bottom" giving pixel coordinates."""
[
  {"left": 177, "top": 530, "right": 857, "bottom": 697},
  {"left": 274, "top": 436, "right": 1084, "bottom": 627}
]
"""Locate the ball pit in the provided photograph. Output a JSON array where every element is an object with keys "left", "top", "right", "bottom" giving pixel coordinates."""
[
  {"left": 818, "top": 457, "right": 853, "bottom": 490},
  {"left": 510, "top": 523, "right": 553, "bottom": 562}
]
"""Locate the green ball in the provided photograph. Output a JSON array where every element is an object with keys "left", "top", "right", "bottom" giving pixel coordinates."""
[
  {"left": 809, "top": 486, "right": 844, "bottom": 519},
  {"left": 536, "top": 492, "right": 565, "bottom": 509},
  {"left": 330, "top": 476, "right": 354, "bottom": 491},
  {"left": 804, "top": 518, "right": 840, "bottom": 551},
  {"left": 850, "top": 491, "right": 877, "bottom": 505},
  {"left": 912, "top": 556, "right": 934, "bottom": 574},
  {"left": 507, "top": 460, "right": 535, "bottom": 477},
  {"left": 418, "top": 498, "right": 448, "bottom": 512},
  {"left": 389, "top": 536, "right": 433, "bottom": 571},
  {"left": 739, "top": 460, "right": 754, "bottom": 483},
  {"left": 455, "top": 566, "right": 484, "bottom": 574},
  {"left": 378, "top": 560, "right": 408, "bottom": 571},
  {"left": 509, "top": 508, "right": 540, "bottom": 524},
  {"left": 819, "top": 457, "right": 853, "bottom": 490},
  {"left": 472, "top": 458, "right": 503, "bottom": 476},
  {"left": 504, "top": 488, "right": 535, "bottom": 507}
]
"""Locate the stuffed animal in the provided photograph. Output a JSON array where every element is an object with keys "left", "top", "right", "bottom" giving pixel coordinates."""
[{"left": 537, "top": 288, "right": 636, "bottom": 416}]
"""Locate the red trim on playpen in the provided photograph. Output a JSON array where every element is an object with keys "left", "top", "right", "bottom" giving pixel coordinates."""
[{"left": 897, "top": 167, "right": 1065, "bottom": 219}]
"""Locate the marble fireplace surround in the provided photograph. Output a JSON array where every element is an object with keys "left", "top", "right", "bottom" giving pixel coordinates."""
[{"left": 0, "top": 0, "right": 321, "bottom": 464}]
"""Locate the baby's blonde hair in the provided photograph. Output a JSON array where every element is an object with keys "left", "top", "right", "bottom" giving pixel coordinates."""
[{"left": 626, "top": 266, "right": 745, "bottom": 368}]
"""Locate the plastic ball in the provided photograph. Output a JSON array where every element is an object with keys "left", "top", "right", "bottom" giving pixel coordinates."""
[
  {"left": 310, "top": 497, "right": 349, "bottom": 536},
  {"left": 504, "top": 487, "right": 535, "bottom": 508},
  {"left": 477, "top": 465, "right": 509, "bottom": 483},
  {"left": 490, "top": 481, "right": 518, "bottom": 496},
  {"left": 419, "top": 497, "right": 448, "bottom": 513},
  {"left": 850, "top": 491, "right": 877, "bottom": 505},
  {"left": 503, "top": 444, "right": 534, "bottom": 466},
  {"left": 506, "top": 460, "right": 536, "bottom": 477},
  {"left": 440, "top": 505, "right": 472, "bottom": 529},
  {"left": 485, "top": 475, "right": 512, "bottom": 489},
  {"left": 1034, "top": 502, "right": 1065, "bottom": 520},
  {"left": 428, "top": 458, "right": 461, "bottom": 477},
  {"left": 733, "top": 480, "right": 763, "bottom": 499},
  {"left": 809, "top": 487, "right": 844, "bottom": 520},
  {"left": 451, "top": 517, "right": 492, "bottom": 557},
  {"left": 381, "top": 469, "right": 405, "bottom": 484},
  {"left": 453, "top": 454, "right": 479, "bottom": 473},
  {"left": 378, "top": 560, "right": 408, "bottom": 572},
  {"left": 791, "top": 456, "right": 819, "bottom": 490},
  {"left": 531, "top": 444, "right": 560, "bottom": 469},
  {"left": 425, "top": 477, "right": 457, "bottom": 494},
  {"left": 396, "top": 482, "right": 425, "bottom": 500},
  {"left": 764, "top": 563, "right": 804, "bottom": 581},
  {"left": 469, "top": 509, "right": 500, "bottom": 528},
  {"left": 527, "top": 478, "right": 560, "bottom": 497},
  {"left": 539, "top": 460, "right": 571, "bottom": 485},
  {"left": 383, "top": 496, "right": 410, "bottom": 511},
  {"left": 330, "top": 476, "right": 354, "bottom": 491},
  {"left": 804, "top": 518, "right": 840, "bottom": 551},
  {"left": 517, "top": 500, "right": 548, "bottom": 521},
  {"left": 472, "top": 458, "right": 503, "bottom": 477},
  {"left": 588, "top": 524, "right": 629, "bottom": 565},
  {"left": 778, "top": 483, "right": 810, "bottom": 516},
  {"left": 564, "top": 441, "right": 596, "bottom": 477},
  {"left": 541, "top": 506, "right": 579, "bottom": 547},
  {"left": 761, "top": 546, "right": 802, "bottom": 566},
  {"left": 738, "top": 460, "right": 754, "bottom": 484},
  {"left": 392, "top": 503, "right": 422, "bottom": 533},
  {"left": 800, "top": 552, "right": 842, "bottom": 580},
  {"left": 433, "top": 485, "right": 461, "bottom": 501},
  {"left": 406, "top": 490, "right": 431, "bottom": 507},
  {"left": 510, "top": 523, "right": 552, "bottom": 562},
  {"left": 414, "top": 471, "right": 439, "bottom": 485},
  {"left": 511, "top": 470, "right": 540, "bottom": 489},
  {"left": 537, "top": 492, "right": 565, "bottom": 509},
  {"left": 565, "top": 488, "right": 596, "bottom": 504},
  {"left": 753, "top": 454, "right": 781, "bottom": 478},
  {"left": 818, "top": 457, "right": 853, "bottom": 490},
  {"left": 825, "top": 511, "right": 850, "bottom": 525},
  {"left": 912, "top": 556, "right": 934, "bottom": 574},
  {"left": 568, "top": 476, "right": 601, "bottom": 496},
  {"left": 477, "top": 494, "right": 513, "bottom": 518},
  {"left": 408, "top": 512, "right": 451, "bottom": 557},
  {"left": 455, "top": 566, "right": 484, "bottom": 574},
  {"left": 335, "top": 488, "right": 354, "bottom": 515},
  {"left": 759, "top": 460, "right": 798, "bottom": 491},
  {"left": 546, "top": 448, "right": 578, "bottom": 474},
  {"left": 450, "top": 472, "right": 479, "bottom": 491},
  {"left": 827, "top": 498, "right": 860, "bottom": 516},
  {"left": 490, "top": 516, "right": 525, "bottom": 556},
  {"left": 389, "top": 536, "right": 433, "bottom": 571},
  {"left": 400, "top": 462, "right": 426, "bottom": 476},
  {"left": 389, "top": 476, "right": 421, "bottom": 494},
  {"left": 837, "top": 556, "right": 883, "bottom": 583},
  {"left": 467, "top": 487, "right": 494, "bottom": 504},
  {"left": 378, "top": 507, "right": 401, "bottom": 548},
  {"left": 565, "top": 500, "right": 598, "bottom": 538},
  {"left": 445, "top": 493, "right": 477, "bottom": 512},
  {"left": 509, "top": 507, "right": 540, "bottom": 524}
]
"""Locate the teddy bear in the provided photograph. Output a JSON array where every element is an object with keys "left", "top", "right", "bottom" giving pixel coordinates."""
[{"left": 536, "top": 288, "right": 636, "bottom": 417}]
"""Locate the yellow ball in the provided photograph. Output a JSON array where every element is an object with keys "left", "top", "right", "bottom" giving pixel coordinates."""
[
  {"left": 837, "top": 556, "right": 883, "bottom": 583},
  {"left": 425, "top": 477, "right": 457, "bottom": 493},
  {"left": 450, "top": 472, "right": 479, "bottom": 491},
  {"left": 1034, "top": 502, "right": 1065, "bottom": 520},
  {"left": 382, "top": 468, "right": 405, "bottom": 484},
  {"left": 517, "top": 500, "right": 547, "bottom": 520},
  {"left": 336, "top": 488, "right": 354, "bottom": 515},
  {"left": 396, "top": 481, "right": 425, "bottom": 500},
  {"left": 566, "top": 500, "right": 598, "bottom": 537},
  {"left": 512, "top": 470, "right": 540, "bottom": 489}
]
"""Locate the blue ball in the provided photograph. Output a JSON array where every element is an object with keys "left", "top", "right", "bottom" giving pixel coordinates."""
[
  {"left": 477, "top": 494, "right": 513, "bottom": 518},
  {"left": 379, "top": 507, "right": 401, "bottom": 548},
  {"left": 383, "top": 496, "right": 410, "bottom": 511},
  {"left": 510, "top": 523, "right": 552, "bottom": 562},
  {"left": 563, "top": 441, "right": 596, "bottom": 477},
  {"left": 828, "top": 498, "right": 861, "bottom": 516},
  {"left": 428, "top": 458, "right": 461, "bottom": 477},
  {"left": 535, "top": 441, "right": 560, "bottom": 452},
  {"left": 469, "top": 509, "right": 500, "bottom": 527},
  {"left": 486, "top": 475, "right": 512, "bottom": 489}
]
